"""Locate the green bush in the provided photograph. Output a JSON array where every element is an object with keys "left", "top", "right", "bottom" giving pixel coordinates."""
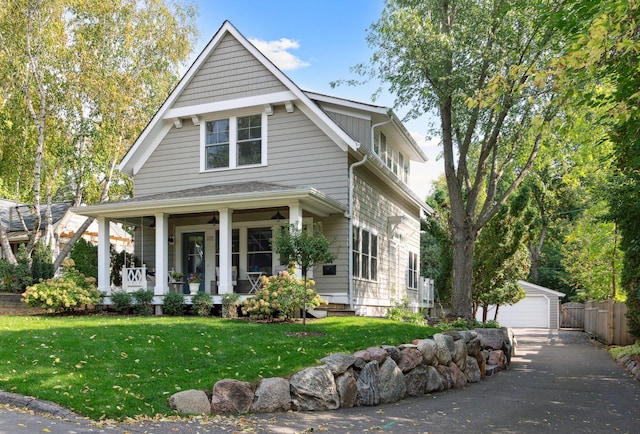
[
  {"left": 132, "top": 289, "right": 154, "bottom": 316},
  {"left": 15, "top": 244, "right": 32, "bottom": 291},
  {"left": 191, "top": 292, "right": 213, "bottom": 317},
  {"left": 241, "top": 271, "right": 327, "bottom": 321},
  {"left": 22, "top": 259, "right": 101, "bottom": 312},
  {"left": 0, "top": 259, "right": 18, "bottom": 293},
  {"left": 110, "top": 249, "right": 138, "bottom": 286},
  {"left": 111, "top": 290, "right": 133, "bottom": 314},
  {"left": 70, "top": 238, "right": 98, "bottom": 280},
  {"left": 385, "top": 297, "right": 426, "bottom": 325},
  {"left": 163, "top": 292, "right": 185, "bottom": 316},
  {"left": 31, "top": 241, "right": 54, "bottom": 282}
]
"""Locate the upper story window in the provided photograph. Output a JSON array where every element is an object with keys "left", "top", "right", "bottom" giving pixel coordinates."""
[
  {"left": 202, "top": 113, "right": 266, "bottom": 171},
  {"left": 373, "top": 131, "right": 409, "bottom": 185}
]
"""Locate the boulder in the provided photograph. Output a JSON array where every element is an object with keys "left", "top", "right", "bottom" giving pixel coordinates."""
[
  {"left": 466, "top": 337, "right": 482, "bottom": 357},
  {"left": 382, "top": 345, "right": 402, "bottom": 364},
  {"left": 168, "top": 390, "right": 211, "bottom": 415},
  {"left": 415, "top": 339, "right": 437, "bottom": 366},
  {"left": 251, "top": 378, "right": 291, "bottom": 413},
  {"left": 436, "top": 365, "right": 454, "bottom": 390},
  {"left": 335, "top": 370, "right": 358, "bottom": 408},
  {"left": 474, "top": 328, "right": 510, "bottom": 351},
  {"left": 211, "top": 379, "right": 254, "bottom": 414},
  {"left": 321, "top": 353, "right": 357, "bottom": 376},
  {"left": 464, "top": 356, "right": 481, "bottom": 383},
  {"left": 443, "top": 330, "right": 462, "bottom": 341},
  {"left": 448, "top": 361, "right": 468, "bottom": 388},
  {"left": 290, "top": 365, "right": 340, "bottom": 411},
  {"left": 424, "top": 365, "right": 445, "bottom": 393},
  {"left": 488, "top": 350, "right": 507, "bottom": 369},
  {"left": 378, "top": 358, "right": 406, "bottom": 404},
  {"left": 458, "top": 330, "right": 477, "bottom": 343},
  {"left": 433, "top": 333, "right": 454, "bottom": 365},
  {"left": 475, "top": 353, "right": 487, "bottom": 380},
  {"left": 452, "top": 339, "right": 467, "bottom": 368},
  {"left": 353, "top": 349, "right": 371, "bottom": 363},
  {"left": 367, "top": 347, "right": 388, "bottom": 364},
  {"left": 397, "top": 347, "right": 423, "bottom": 373},
  {"left": 404, "top": 364, "right": 429, "bottom": 396},
  {"left": 356, "top": 361, "right": 380, "bottom": 406}
]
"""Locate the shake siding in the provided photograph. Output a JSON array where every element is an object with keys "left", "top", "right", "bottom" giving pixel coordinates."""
[
  {"left": 134, "top": 107, "right": 349, "bottom": 204},
  {"left": 173, "top": 34, "right": 288, "bottom": 108},
  {"left": 325, "top": 111, "right": 371, "bottom": 150}
]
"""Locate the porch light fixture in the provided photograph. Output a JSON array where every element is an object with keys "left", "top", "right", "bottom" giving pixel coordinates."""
[
  {"left": 207, "top": 213, "right": 219, "bottom": 224},
  {"left": 270, "top": 209, "right": 285, "bottom": 220}
]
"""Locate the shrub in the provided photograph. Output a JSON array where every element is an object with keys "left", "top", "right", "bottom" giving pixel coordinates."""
[
  {"left": 221, "top": 292, "right": 241, "bottom": 318},
  {"left": 111, "top": 290, "right": 133, "bottom": 314},
  {"left": 70, "top": 238, "right": 98, "bottom": 280},
  {"left": 22, "top": 259, "right": 101, "bottom": 312},
  {"left": 192, "top": 292, "right": 213, "bottom": 317},
  {"left": 241, "top": 271, "right": 327, "bottom": 321},
  {"left": 132, "top": 289, "right": 154, "bottom": 316},
  {"left": 0, "top": 259, "right": 18, "bottom": 293},
  {"left": 385, "top": 297, "right": 426, "bottom": 325},
  {"left": 15, "top": 244, "right": 32, "bottom": 291},
  {"left": 163, "top": 292, "right": 185, "bottom": 316},
  {"left": 31, "top": 241, "right": 54, "bottom": 282}
]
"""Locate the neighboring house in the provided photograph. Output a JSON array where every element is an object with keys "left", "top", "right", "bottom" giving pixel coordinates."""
[
  {"left": 72, "top": 21, "right": 433, "bottom": 316},
  {"left": 477, "top": 280, "right": 566, "bottom": 329},
  {"left": 0, "top": 199, "right": 132, "bottom": 259}
]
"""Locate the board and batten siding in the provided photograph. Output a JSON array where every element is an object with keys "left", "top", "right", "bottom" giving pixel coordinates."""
[
  {"left": 134, "top": 106, "right": 349, "bottom": 205},
  {"left": 173, "top": 34, "right": 289, "bottom": 108},
  {"left": 351, "top": 166, "right": 421, "bottom": 316},
  {"left": 325, "top": 110, "right": 372, "bottom": 150}
]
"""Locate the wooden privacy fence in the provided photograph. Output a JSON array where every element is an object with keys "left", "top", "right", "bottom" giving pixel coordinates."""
[{"left": 584, "top": 300, "right": 636, "bottom": 346}]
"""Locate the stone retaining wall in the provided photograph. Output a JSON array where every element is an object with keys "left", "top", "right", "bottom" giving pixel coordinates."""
[{"left": 169, "top": 327, "right": 515, "bottom": 415}]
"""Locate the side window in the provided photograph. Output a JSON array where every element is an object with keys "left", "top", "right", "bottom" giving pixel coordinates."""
[
  {"left": 352, "top": 226, "right": 378, "bottom": 281},
  {"left": 407, "top": 252, "right": 418, "bottom": 289},
  {"left": 352, "top": 225, "right": 360, "bottom": 277}
]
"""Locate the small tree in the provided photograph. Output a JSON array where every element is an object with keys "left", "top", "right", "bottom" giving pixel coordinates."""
[{"left": 272, "top": 223, "right": 335, "bottom": 331}]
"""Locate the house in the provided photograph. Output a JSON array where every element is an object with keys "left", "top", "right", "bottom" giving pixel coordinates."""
[
  {"left": 0, "top": 199, "right": 132, "bottom": 259},
  {"left": 72, "top": 21, "right": 432, "bottom": 316},
  {"left": 477, "top": 280, "right": 566, "bottom": 328}
]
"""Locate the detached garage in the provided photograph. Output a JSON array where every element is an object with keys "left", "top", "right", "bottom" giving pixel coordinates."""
[{"left": 477, "top": 281, "right": 566, "bottom": 328}]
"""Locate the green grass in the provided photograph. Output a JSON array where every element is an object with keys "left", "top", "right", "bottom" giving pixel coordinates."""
[{"left": 0, "top": 315, "right": 436, "bottom": 420}]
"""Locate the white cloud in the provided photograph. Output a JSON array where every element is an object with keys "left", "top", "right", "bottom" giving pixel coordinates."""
[{"left": 249, "top": 37, "right": 310, "bottom": 71}]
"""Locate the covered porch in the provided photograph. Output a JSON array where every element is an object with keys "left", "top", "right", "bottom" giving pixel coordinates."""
[{"left": 72, "top": 182, "right": 346, "bottom": 306}]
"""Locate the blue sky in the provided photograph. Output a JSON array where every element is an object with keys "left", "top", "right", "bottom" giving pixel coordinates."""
[{"left": 188, "top": 0, "right": 442, "bottom": 200}]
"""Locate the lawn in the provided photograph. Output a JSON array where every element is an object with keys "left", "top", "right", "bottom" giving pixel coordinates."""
[{"left": 0, "top": 315, "right": 436, "bottom": 420}]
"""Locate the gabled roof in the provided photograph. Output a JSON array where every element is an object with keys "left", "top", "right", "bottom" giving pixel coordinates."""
[
  {"left": 518, "top": 280, "right": 566, "bottom": 298},
  {"left": 119, "top": 20, "right": 365, "bottom": 176},
  {"left": 0, "top": 200, "right": 72, "bottom": 232}
]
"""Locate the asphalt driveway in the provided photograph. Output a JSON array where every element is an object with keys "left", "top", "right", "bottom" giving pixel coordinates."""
[{"left": 1, "top": 328, "right": 638, "bottom": 433}]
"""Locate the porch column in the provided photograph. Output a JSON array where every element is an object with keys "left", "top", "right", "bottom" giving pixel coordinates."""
[
  {"left": 218, "top": 208, "right": 233, "bottom": 294},
  {"left": 97, "top": 216, "right": 111, "bottom": 294},
  {"left": 154, "top": 212, "right": 169, "bottom": 295},
  {"left": 288, "top": 201, "right": 303, "bottom": 279}
]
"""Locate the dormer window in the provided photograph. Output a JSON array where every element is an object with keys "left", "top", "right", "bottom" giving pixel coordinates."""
[{"left": 202, "top": 113, "right": 267, "bottom": 171}]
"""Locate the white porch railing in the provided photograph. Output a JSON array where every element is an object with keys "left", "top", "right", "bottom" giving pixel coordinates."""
[{"left": 122, "top": 266, "right": 148, "bottom": 292}]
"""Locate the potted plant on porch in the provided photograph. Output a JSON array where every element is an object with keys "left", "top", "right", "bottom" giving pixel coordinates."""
[{"left": 187, "top": 274, "right": 201, "bottom": 295}]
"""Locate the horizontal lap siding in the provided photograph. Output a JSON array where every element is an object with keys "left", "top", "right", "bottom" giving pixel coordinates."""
[
  {"left": 326, "top": 111, "right": 371, "bottom": 149},
  {"left": 135, "top": 107, "right": 348, "bottom": 205},
  {"left": 352, "top": 166, "right": 421, "bottom": 313},
  {"left": 173, "top": 34, "right": 288, "bottom": 108}
]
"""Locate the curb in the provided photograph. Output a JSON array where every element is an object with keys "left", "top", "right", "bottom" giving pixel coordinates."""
[{"left": 0, "top": 391, "right": 79, "bottom": 419}]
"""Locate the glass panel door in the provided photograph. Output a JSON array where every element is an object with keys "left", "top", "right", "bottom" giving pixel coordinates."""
[{"left": 183, "top": 232, "right": 205, "bottom": 293}]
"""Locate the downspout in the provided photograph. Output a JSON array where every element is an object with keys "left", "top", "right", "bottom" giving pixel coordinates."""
[{"left": 347, "top": 117, "right": 392, "bottom": 311}]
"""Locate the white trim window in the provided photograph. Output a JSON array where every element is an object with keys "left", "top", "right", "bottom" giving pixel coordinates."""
[
  {"left": 353, "top": 225, "right": 378, "bottom": 281},
  {"left": 407, "top": 251, "right": 418, "bottom": 289},
  {"left": 202, "top": 113, "right": 267, "bottom": 170}
]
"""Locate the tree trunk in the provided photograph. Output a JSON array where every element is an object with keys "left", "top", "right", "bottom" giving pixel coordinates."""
[
  {"left": 493, "top": 304, "right": 500, "bottom": 321},
  {"left": 450, "top": 220, "right": 477, "bottom": 319},
  {"left": 528, "top": 222, "right": 547, "bottom": 284}
]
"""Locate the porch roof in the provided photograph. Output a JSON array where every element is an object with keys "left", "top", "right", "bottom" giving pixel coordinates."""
[{"left": 71, "top": 182, "right": 346, "bottom": 219}]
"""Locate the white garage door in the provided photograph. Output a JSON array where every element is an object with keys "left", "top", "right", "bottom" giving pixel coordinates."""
[{"left": 496, "top": 296, "right": 549, "bottom": 328}]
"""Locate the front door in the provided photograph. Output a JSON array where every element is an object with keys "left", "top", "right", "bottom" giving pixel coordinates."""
[{"left": 183, "top": 232, "right": 205, "bottom": 293}]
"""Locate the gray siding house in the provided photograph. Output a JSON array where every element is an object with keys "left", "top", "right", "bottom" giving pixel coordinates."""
[{"left": 73, "top": 21, "right": 431, "bottom": 316}]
